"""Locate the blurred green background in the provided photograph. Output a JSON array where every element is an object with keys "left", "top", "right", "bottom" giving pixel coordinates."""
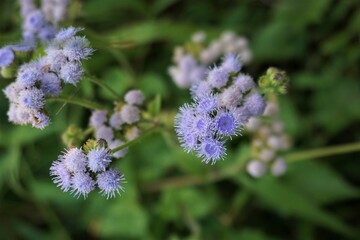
[{"left": 0, "top": 0, "right": 360, "bottom": 239}]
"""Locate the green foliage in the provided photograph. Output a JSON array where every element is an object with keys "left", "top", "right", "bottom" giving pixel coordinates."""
[{"left": 0, "top": 0, "right": 359, "bottom": 239}]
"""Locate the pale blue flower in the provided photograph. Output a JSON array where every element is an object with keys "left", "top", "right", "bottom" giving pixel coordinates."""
[
  {"left": 61, "top": 147, "right": 87, "bottom": 173},
  {"left": 97, "top": 168, "right": 125, "bottom": 199},
  {"left": 71, "top": 172, "right": 95, "bottom": 199},
  {"left": 0, "top": 47, "right": 15, "bottom": 67},
  {"left": 87, "top": 147, "right": 112, "bottom": 173},
  {"left": 50, "top": 160, "right": 72, "bottom": 192}
]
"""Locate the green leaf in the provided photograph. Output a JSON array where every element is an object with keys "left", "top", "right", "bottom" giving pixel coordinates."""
[
  {"left": 147, "top": 94, "right": 162, "bottom": 118},
  {"left": 99, "top": 202, "right": 149, "bottom": 238},
  {"left": 158, "top": 188, "right": 217, "bottom": 221},
  {"left": 285, "top": 161, "right": 359, "bottom": 205},
  {"left": 237, "top": 175, "right": 358, "bottom": 238}
]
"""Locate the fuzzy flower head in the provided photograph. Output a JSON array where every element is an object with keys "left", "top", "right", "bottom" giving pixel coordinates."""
[
  {"left": 50, "top": 161, "right": 72, "bottom": 192},
  {"left": 71, "top": 172, "right": 95, "bottom": 199},
  {"left": 61, "top": 147, "right": 87, "bottom": 173},
  {"left": 87, "top": 147, "right": 112, "bottom": 173},
  {"left": 220, "top": 54, "right": 242, "bottom": 73},
  {"left": 120, "top": 104, "right": 140, "bottom": 124},
  {"left": 55, "top": 27, "right": 83, "bottom": 43},
  {"left": 215, "top": 111, "right": 238, "bottom": 136},
  {"left": 198, "top": 138, "right": 226, "bottom": 164},
  {"left": 244, "top": 92, "right": 266, "bottom": 117},
  {"left": 89, "top": 110, "right": 108, "bottom": 128},
  {"left": 109, "top": 111, "right": 124, "bottom": 130},
  {"left": 17, "top": 63, "right": 42, "bottom": 88},
  {"left": 124, "top": 90, "right": 145, "bottom": 106},
  {"left": 0, "top": 47, "right": 15, "bottom": 67},
  {"left": 59, "top": 61, "right": 83, "bottom": 85},
  {"left": 207, "top": 67, "right": 229, "bottom": 89},
  {"left": 63, "top": 36, "right": 93, "bottom": 61},
  {"left": 109, "top": 140, "right": 128, "bottom": 158},
  {"left": 97, "top": 168, "right": 126, "bottom": 199},
  {"left": 19, "top": 88, "right": 45, "bottom": 110},
  {"left": 95, "top": 126, "right": 114, "bottom": 143},
  {"left": 195, "top": 94, "right": 218, "bottom": 114},
  {"left": 40, "top": 72, "right": 62, "bottom": 96}
]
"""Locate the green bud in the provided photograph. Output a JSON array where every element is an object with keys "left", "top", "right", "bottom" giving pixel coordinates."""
[
  {"left": 62, "top": 124, "right": 85, "bottom": 147},
  {"left": 83, "top": 139, "right": 98, "bottom": 153},
  {"left": 1, "top": 65, "right": 16, "bottom": 78},
  {"left": 258, "top": 67, "right": 289, "bottom": 95}
]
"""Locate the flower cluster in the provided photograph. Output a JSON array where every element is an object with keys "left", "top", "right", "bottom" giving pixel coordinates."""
[
  {"left": 41, "top": 0, "right": 71, "bottom": 25},
  {"left": 50, "top": 145, "right": 126, "bottom": 199},
  {"left": 0, "top": 0, "right": 71, "bottom": 73},
  {"left": 3, "top": 27, "right": 93, "bottom": 129},
  {"left": 175, "top": 54, "right": 266, "bottom": 164},
  {"left": 246, "top": 97, "right": 291, "bottom": 177},
  {"left": 89, "top": 89, "right": 145, "bottom": 157},
  {"left": 168, "top": 31, "right": 251, "bottom": 88}
]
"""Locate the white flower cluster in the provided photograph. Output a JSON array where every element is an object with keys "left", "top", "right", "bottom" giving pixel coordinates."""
[
  {"left": 246, "top": 97, "right": 291, "bottom": 177},
  {"left": 168, "top": 31, "right": 252, "bottom": 88}
]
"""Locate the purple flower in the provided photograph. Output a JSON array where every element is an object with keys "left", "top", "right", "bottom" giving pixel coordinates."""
[
  {"left": 87, "top": 147, "right": 112, "bottom": 173},
  {"left": 109, "top": 111, "right": 124, "bottom": 130},
  {"left": 195, "top": 95, "right": 218, "bottom": 113},
  {"left": 50, "top": 160, "right": 72, "bottom": 192},
  {"left": 233, "top": 74, "right": 255, "bottom": 93},
  {"left": 17, "top": 63, "right": 42, "bottom": 88},
  {"left": 40, "top": 72, "right": 62, "bottom": 96},
  {"left": 219, "top": 86, "right": 243, "bottom": 107},
  {"left": 61, "top": 148, "right": 87, "bottom": 173},
  {"left": 95, "top": 126, "right": 114, "bottom": 143},
  {"left": 198, "top": 138, "right": 226, "bottom": 164},
  {"left": 44, "top": 49, "right": 68, "bottom": 72},
  {"left": 38, "top": 25, "right": 56, "bottom": 43},
  {"left": 89, "top": 110, "right": 108, "bottom": 128},
  {"left": 63, "top": 36, "right": 93, "bottom": 61},
  {"left": 221, "top": 54, "right": 242, "bottom": 73},
  {"left": 10, "top": 42, "right": 34, "bottom": 52},
  {"left": 124, "top": 90, "right": 145, "bottom": 106},
  {"left": 207, "top": 67, "right": 229, "bottom": 89},
  {"left": 71, "top": 172, "right": 95, "bottom": 199},
  {"left": 19, "top": 88, "right": 45, "bottom": 110},
  {"left": 247, "top": 160, "right": 266, "bottom": 178},
  {"left": 59, "top": 61, "right": 83, "bottom": 85},
  {"left": 120, "top": 104, "right": 140, "bottom": 124},
  {"left": 24, "top": 10, "right": 46, "bottom": 31},
  {"left": 0, "top": 47, "right": 15, "bottom": 67},
  {"left": 244, "top": 92, "right": 266, "bottom": 117},
  {"left": 216, "top": 111, "right": 238, "bottom": 136},
  {"left": 55, "top": 27, "right": 83, "bottom": 42},
  {"left": 32, "top": 110, "right": 50, "bottom": 129},
  {"left": 97, "top": 168, "right": 125, "bottom": 199}
]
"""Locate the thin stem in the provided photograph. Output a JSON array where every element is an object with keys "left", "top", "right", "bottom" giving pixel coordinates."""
[
  {"left": 49, "top": 95, "right": 109, "bottom": 110},
  {"left": 111, "top": 124, "right": 159, "bottom": 153},
  {"left": 143, "top": 141, "right": 360, "bottom": 192},
  {"left": 85, "top": 76, "right": 122, "bottom": 99},
  {"left": 285, "top": 142, "right": 360, "bottom": 162}
]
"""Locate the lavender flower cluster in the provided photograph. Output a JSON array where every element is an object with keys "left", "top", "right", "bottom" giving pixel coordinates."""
[
  {"left": 50, "top": 146, "right": 126, "bottom": 199},
  {"left": 168, "top": 31, "right": 252, "bottom": 88},
  {"left": 175, "top": 54, "right": 266, "bottom": 164},
  {"left": 0, "top": 0, "right": 70, "bottom": 71},
  {"left": 3, "top": 27, "right": 93, "bottom": 129},
  {"left": 246, "top": 98, "right": 291, "bottom": 177},
  {"left": 89, "top": 89, "right": 145, "bottom": 157}
]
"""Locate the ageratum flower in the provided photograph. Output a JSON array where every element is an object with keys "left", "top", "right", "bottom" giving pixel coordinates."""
[
  {"left": 175, "top": 54, "right": 267, "bottom": 164},
  {"left": 97, "top": 168, "right": 126, "bottom": 199},
  {"left": 87, "top": 147, "right": 112, "bottom": 173},
  {"left": 0, "top": 47, "right": 15, "bottom": 67}
]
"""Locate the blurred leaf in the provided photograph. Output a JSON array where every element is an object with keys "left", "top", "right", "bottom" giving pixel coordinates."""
[
  {"left": 152, "top": 0, "right": 179, "bottom": 16},
  {"left": 237, "top": 175, "right": 358, "bottom": 238},
  {"left": 99, "top": 201, "right": 148, "bottom": 238},
  {"left": 147, "top": 94, "right": 162, "bottom": 117},
  {"left": 229, "top": 228, "right": 281, "bottom": 240},
  {"left": 158, "top": 188, "right": 217, "bottom": 221},
  {"left": 274, "top": 0, "right": 330, "bottom": 28},
  {"left": 285, "top": 161, "right": 359, "bottom": 205},
  {"left": 100, "top": 68, "right": 133, "bottom": 100},
  {"left": 139, "top": 72, "right": 169, "bottom": 98}
]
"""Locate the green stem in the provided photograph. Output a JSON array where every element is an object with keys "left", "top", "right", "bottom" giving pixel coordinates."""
[
  {"left": 143, "top": 141, "right": 360, "bottom": 192},
  {"left": 85, "top": 76, "right": 122, "bottom": 99},
  {"left": 49, "top": 96, "right": 109, "bottom": 110},
  {"left": 285, "top": 142, "right": 360, "bottom": 162},
  {"left": 111, "top": 125, "right": 159, "bottom": 153}
]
